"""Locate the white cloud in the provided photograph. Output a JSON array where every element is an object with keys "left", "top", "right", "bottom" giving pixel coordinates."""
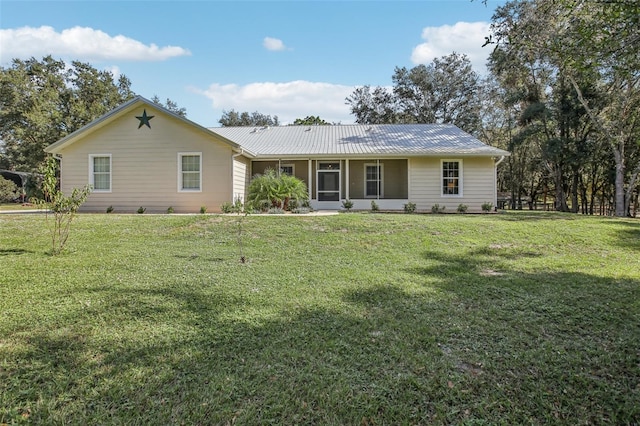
[
  {"left": 199, "top": 80, "right": 355, "bottom": 124},
  {"left": 104, "top": 65, "right": 121, "bottom": 79},
  {"left": 0, "top": 26, "right": 191, "bottom": 63},
  {"left": 410, "top": 22, "right": 492, "bottom": 74},
  {"left": 263, "top": 37, "right": 288, "bottom": 51}
]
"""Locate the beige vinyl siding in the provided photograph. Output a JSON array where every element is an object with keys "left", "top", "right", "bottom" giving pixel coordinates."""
[
  {"left": 58, "top": 105, "right": 233, "bottom": 213},
  {"left": 409, "top": 157, "right": 495, "bottom": 211},
  {"left": 232, "top": 155, "right": 250, "bottom": 203}
]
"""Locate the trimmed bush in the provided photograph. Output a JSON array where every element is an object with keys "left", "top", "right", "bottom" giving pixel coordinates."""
[
  {"left": 341, "top": 199, "right": 354, "bottom": 211},
  {"left": 404, "top": 202, "right": 417, "bottom": 213},
  {"left": 431, "top": 204, "right": 446, "bottom": 214},
  {"left": 0, "top": 176, "right": 19, "bottom": 202}
]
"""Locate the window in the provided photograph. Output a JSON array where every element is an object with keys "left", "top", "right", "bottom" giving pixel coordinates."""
[
  {"left": 279, "top": 164, "right": 294, "bottom": 176},
  {"left": 442, "top": 160, "right": 462, "bottom": 196},
  {"left": 89, "top": 154, "right": 111, "bottom": 192},
  {"left": 365, "top": 163, "right": 383, "bottom": 198},
  {"left": 178, "top": 153, "right": 202, "bottom": 192}
]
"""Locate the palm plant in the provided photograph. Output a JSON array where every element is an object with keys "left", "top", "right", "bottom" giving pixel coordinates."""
[{"left": 246, "top": 168, "right": 309, "bottom": 212}]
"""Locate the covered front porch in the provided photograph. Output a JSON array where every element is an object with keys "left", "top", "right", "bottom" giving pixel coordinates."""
[{"left": 251, "top": 158, "right": 409, "bottom": 210}]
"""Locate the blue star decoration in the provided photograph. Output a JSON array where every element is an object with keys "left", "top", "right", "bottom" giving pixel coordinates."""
[{"left": 136, "top": 109, "right": 154, "bottom": 129}]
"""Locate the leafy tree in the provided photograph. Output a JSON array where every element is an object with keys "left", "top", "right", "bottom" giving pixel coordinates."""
[
  {"left": 345, "top": 85, "right": 400, "bottom": 124},
  {"left": 218, "top": 109, "right": 279, "bottom": 127},
  {"left": 151, "top": 95, "right": 187, "bottom": 117},
  {"left": 292, "top": 116, "right": 331, "bottom": 126},
  {"left": 393, "top": 53, "right": 483, "bottom": 133},
  {"left": 487, "top": 0, "right": 640, "bottom": 216},
  {"left": 0, "top": 56, "right": 134, "bottom": 171},
  {"left": 34, "top": 156, "right": 92, "bottom": 255},
  {"left": 346, "top": 53, "right": 483, "bottom": 134}
]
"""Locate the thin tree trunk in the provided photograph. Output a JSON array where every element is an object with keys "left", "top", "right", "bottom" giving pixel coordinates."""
[
  {"left": 625, "top": 160, "right": 640, "bottom": 216},
  {"left": 567, "top": 76, "right": 628, "bottom": 217}
]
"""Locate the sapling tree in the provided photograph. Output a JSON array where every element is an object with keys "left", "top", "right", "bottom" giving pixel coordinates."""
[{"left": 35, "top": 156, "right": 92, "bottom": 255}]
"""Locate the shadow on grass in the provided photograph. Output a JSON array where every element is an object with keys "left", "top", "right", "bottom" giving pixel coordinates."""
[
  {"left": 0, "top": 248, "right": 33, "bottom": 256},
  {"left": 4, "top": 267, "right": 639, "bottom": 424},
  {"left": 611, "top": 221, "right": 640, "bottom": 251}
]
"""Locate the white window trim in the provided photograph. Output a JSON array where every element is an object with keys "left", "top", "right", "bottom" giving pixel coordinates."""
[
  {"left": 178, "top": 152, "right": 202, "bottom": 193},
  {"left": 441, "top": 159, "right": 463, "bottom": 197},
  {"left": 89, "top": 154, "right": 112, "bottom": 193},
  {"left": 279, "top": 163, "right": 295, "bottom": 176},
  {"left": 364, "top": 162, "right": 384, "bottom": 198}
]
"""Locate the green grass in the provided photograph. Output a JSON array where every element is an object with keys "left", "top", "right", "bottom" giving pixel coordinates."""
[{"left": 1, "top": 212, "right": 638, "bottom": 424}]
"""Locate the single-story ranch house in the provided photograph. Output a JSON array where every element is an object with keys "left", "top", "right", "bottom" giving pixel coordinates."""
[{"left": 45, "top": 96, "right": 510, "bottom": 213}]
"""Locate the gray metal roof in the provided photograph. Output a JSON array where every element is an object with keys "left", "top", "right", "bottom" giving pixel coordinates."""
[{"left": 209, "top": 124, "right": 509, "bottom": 158}]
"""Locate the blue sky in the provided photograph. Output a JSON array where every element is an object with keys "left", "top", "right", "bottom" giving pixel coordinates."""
[{"left": 1, "top": 0, "right": 505, "bottom": 127}]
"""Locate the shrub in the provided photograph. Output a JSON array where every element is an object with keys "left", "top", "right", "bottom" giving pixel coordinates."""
[
  {"left": 342, "top": 199, "right": 354, "bottom": 211},
  {"left": 137, "top": 207, "right": 146, "bottom": 214},
  {"left": 246, "top": 168, "right": 309, "bottom": 212},
  {"left": 33, "top": 156, "right": 92, "bottom": 255},
  {"left": 371, "top": 200, "right": 379, "bottom": 212},
  {"left": 167, "top": 206, "right": 174, "bottom": 214},
  {"left": 431, "top": 204, "right": 446, "bottom": 214},
  {"left": 0, "top": 176, "right": 19, "bottom": 202},
  {"left": 220, "top": 202, "right": 233, "bottom": 213},
  {"left": 232, "top": 196, "right": 244, "bottom": 213},
  {"left": 200, "top": 206, "right": 207, "bottom": 214},
  {"left": 106, "top": 206, "right": 114, "bottom": 213},
  {"left": 404, "top": 202, "right": 416, "bottom": 213},
  {"left": 457, "top": 204, "right": 468, "bottom": 213},
  {"left": 267, "top": 207, "right": 285, "bottom": 214},
  {"left": 482, "top": 202, "right": 494, "bottom": 212}
]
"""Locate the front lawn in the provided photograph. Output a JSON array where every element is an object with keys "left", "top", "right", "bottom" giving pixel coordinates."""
[{"left": 1, "top": 212, "right": 638, "bottom": 424}]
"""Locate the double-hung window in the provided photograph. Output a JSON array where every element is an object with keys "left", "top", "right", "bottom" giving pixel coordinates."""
[
  {"left": 365, "top": 163, "right": 383, "bottom": 198},
  {"left": 89, "top": 154, "right": 111, "bottom": 192},
  {"left": 178, "top": 153, "right": 202, "bottom": 192},
  {"left": 279, "top": 164, "right": 294, "bottom": 176},
  {"left": 441, "top": 160, "right": 462, "bottom": 196}
]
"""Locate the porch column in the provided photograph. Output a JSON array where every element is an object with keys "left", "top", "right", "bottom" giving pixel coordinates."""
[
  {"left": 377, "top": 159, "right": 380, "bottom": 200},
  {"left": 407, "top": 158, "right": 412, "bottom": 201},
  {"left": 308, "top": 159, "right": 313, "bottom": 200}
]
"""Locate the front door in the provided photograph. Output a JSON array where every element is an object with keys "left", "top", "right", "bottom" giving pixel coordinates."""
[{"left": 317, "top": 162, "right": 340, "bottom": 201}]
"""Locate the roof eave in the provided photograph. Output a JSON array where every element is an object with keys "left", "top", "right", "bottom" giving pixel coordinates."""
[{"left": 250, "top": 151, "right": 510, "bottom": 159}]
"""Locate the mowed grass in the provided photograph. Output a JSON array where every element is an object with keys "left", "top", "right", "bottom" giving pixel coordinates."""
[{"left": 0, "top": 212, "right": 638, "bottom": 425}]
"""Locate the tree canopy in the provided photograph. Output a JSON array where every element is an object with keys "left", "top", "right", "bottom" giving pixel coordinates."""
[
  {"left": 0, "top": 56, "right": 135, "bottom": 171},
  {"left": 345, "top": 52, "right": 482, "bottom": 135},
  {"left": 151, "top": 95, "right": 187, "bottom": 117},
  {"left": 218, "top": 109, "right": 279, "bottom": 127},
  {"left": 292, "top": 116, "right": 331, "bottom": 126},
  {"left": 487, "top": 0, "right": 640, "bottom": 216}
]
